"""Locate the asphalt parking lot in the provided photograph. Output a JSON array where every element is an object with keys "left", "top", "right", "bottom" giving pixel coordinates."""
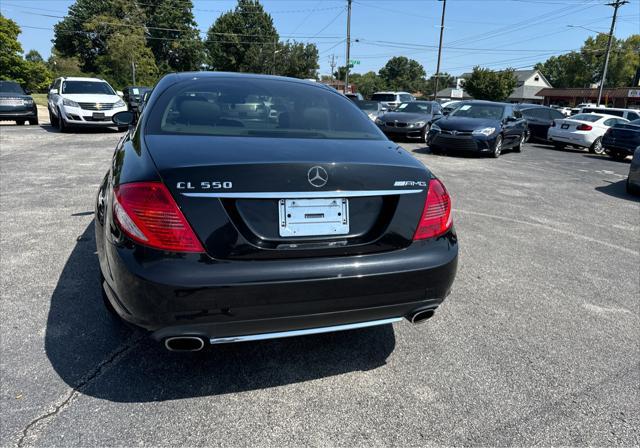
[{"left": 1, "top": 120, "right": 638, "bottom": 447}]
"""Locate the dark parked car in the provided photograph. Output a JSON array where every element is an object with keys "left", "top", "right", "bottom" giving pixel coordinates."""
[
  {"left": 122, "top": 86, "right": 151, "bottom": 115},
  {"left": 375, "top": 101, "right": 443, "bottom": 142},
  {"left": 99, "top": 72, "right": 458, "bottom": 351},
  {"left": 427, "top": 101, "right": 527, "bottom": 157},
  {"left": 627, "top": 147, "right": 640, "bottom": 195},
  {"left": 355, "top": 100, "right": 385, "bottom": 121},
  {"left": 0, "top": 80, "right": 38, "bottom": 125},
  {"left": 515, "top": 104, "right": 565, "bottom": 142},
  {"left": 603, "top": 119, "right": 640, "bottom": 161}
]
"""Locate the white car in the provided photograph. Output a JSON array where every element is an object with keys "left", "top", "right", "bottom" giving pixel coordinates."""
[
  {"left": 47, "top": 77, "right": 128, "bottom": 132},
  {"left": 371, "top": 91, "right": 415, "bottom": 110},
  {"left": 547, "top": 113, "right": 629, "bottom": 154}
]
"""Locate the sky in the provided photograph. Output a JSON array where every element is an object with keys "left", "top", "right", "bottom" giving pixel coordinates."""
[{"left": 1, "top": 0, "right": 639, "bottom": 78}]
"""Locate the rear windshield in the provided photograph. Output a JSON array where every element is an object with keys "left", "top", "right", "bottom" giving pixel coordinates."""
[
  {"left": 62, "top": 81, "right": 115, "bottom": 95},
  {"left": 371, "top": 93, "right": 396, "bottom": 102},
  {"left": 355, "top": 100, "right": 379, "bottom": 112},
  {"left": 396, "top": 102, "right": 431, "bottom": 113},
  {"left": 145, "top": 78, "right": 384, "bottom": 140},
  {"left": 450, "top": 103, "right": 505, "bottom": 120},
  {"left": 571, "top": 114, "right": 601, "bottom": 122},
  {"left": 0, "top": 81, "right": 25, "bottom": 94}
]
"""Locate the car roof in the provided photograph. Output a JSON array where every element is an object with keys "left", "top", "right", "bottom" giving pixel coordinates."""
[
  {"left": 463, "top": 100, "right": 511, "bottom": 106},
  {"left": 581, "top": 106, "right": 638, "bottom": 112},
  {"left": 372, "top": 91, "right": 411, "bottom": 95},
  {"left": 572, "top": 112, "right": 624, "bottom": 119},
  {"left": 61, "top": 77, "right": 107, "bottom": 82}
]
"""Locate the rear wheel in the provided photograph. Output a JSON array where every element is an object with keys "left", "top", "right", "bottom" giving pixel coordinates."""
[
  {"left": 589, "top": 137, "right": 604, "bottom": 154},
  {"left": 610, "top": 151, "right": 628, "bottom": 161},
  {"left": 29, "top": 117, "right": 39, "bottom": 125},
  {"left": 422, "top": 124, "right": 430, "bottom": 144},
  {"left": 491, "top": 135, "right": 503, "bottom": 158},
  {"left": 513, "top": 132, "right": 526, "bottom": 153},
  {"left": 16, "top": 120, "right": 25, "bottom": 125}
]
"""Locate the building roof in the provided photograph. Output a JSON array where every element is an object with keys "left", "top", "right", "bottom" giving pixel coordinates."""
[
  {"left": 508, "top": 85, "right": 546, "bottom": 101},
  {"left": 537, "top": 87, "right": 638, "bottom": 98},
  {"left": 459, "top": 69, "right": 551, "bottom": 87}
]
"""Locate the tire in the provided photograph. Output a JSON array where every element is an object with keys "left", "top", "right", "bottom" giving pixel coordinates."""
[
  {"left": 118, "top": 126, "right": 128, "bottom": 132},
  {"left": 48, "top": 107, "right": 58, "bottom": 127},
  {"left": 589, "top": 137, "right": 604, "bottom": 154},
  {"left": 491, "top": 135, "right": 503, "bottom": 158},
  {"left": 16, "top": 120, "right": 25, "bottom": 125},
  {"left": 627, "top": 178, "right": 640, "bottom": 195},
  {"left": 422, "top": 124, "right": 431, "bottom": 144},
  {"left": 610, "top": 151, "right": 628, "bottom": 162},
  {"left": 57, "top": 108, "right": 68, "bottom": 133},
  {"left": 29, "top": 117, "right": 39, "bottom": 125},
  {"left": 513, "top": 132, "right": 526, "bottom": 153}
]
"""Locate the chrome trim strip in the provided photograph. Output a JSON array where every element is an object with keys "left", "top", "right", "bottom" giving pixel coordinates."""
[
  {"left": 209, "top": 317, "right": 402, "bottom": 344},
  {"left": 182, "top": 189, "right": 422, "bottom": 199}
]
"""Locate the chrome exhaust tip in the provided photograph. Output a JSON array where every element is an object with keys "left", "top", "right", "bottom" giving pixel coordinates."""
[
  {"left": 164, "top": 336, "right": 206, "bottom": 352},
  {"left": 408, "top": 308, "right": 437, "bottom": 324}
]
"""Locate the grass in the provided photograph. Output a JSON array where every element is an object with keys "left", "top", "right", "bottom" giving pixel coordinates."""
[{"left": 31, "top": 93, "right": 48, "bottom": 107}]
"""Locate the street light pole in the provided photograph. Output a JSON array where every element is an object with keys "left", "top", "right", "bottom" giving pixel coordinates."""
[
  {"left": 433, "top": 0, "right": 447, "bottom": 100},
  {"left": 344, "top": 0, "right": 352, "bottom": 94},
  {"left": 597, "top": 0, "right": 628, "bottom": 106}
]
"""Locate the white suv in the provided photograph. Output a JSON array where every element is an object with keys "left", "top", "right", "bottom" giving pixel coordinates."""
[
  {"left": 47, "top": 77, "right": 128, "bottom": 132},
  {"left": 371, "top": 91, "right": 415, "bottom": 110}
]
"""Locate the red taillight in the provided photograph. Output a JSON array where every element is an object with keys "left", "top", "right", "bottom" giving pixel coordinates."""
[
  {"left": 113, "top": 182, "right": 204, "bottom": 253},
  {"left": 576, "top": 124, "right": 592, "bottom": 131},
  {"left": 413, "top": 178, "right": 453, "bottom": 240}
]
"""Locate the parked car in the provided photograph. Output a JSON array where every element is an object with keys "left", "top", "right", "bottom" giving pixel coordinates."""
[
  {"left": 0, "top": 80, "right": 38, "bottom": 125},
  {"left": 441, "top": 100, "right": 462, "bottom": 115},
  {"left": 345, "top": 92, "right": 364, "bottom": 101},
  {"left": 371, "top": 91, "right": 415, "bottom": 110},
  {"left": 547, "top": 113, "right": 629, "bottom": 154},
  {"left": 603, "top": 119, "right": 640, "bottom": 161},
  {"left": 375, "top": 101, "right": 443, "bottom": 142},
  {"left": 570, "top": 102, "right": 597, "bottom": 115},
  {"left": 98, "top": 72, "right": 458, "bottom": 351},
  {"left": 515, "top": 104, "right": 566, "bottom": 143},
  {"left": 427, "top": 101, "right": 527, "bottom": 158},
  {"left": 580, "top": 107, "right": 640, "bottom": 121},
  {"left": 627, "top": 147, "right": 640, "bottom": 195},
  {"left": 355, "top": 100, "right": 385, "bottom": 121},
  {"left": 47, "top": 77, "right": 128, "bottom": 132},
  {"left": 122, "top": 86, "right": 152, "bottom": 116}
]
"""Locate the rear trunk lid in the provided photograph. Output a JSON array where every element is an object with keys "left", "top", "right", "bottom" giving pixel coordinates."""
[{"left": 144, "top": 135, "right": 431, "bottom": 259}]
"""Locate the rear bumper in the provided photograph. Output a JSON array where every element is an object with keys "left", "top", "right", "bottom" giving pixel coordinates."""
[
  {"left": 547, "top": 129, "right": 593, "bottom": 147},
  {"left": 100, "top": 230, "right": 458, "bottom": 342}
]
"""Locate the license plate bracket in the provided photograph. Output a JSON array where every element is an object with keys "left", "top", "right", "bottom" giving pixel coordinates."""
[{"left": 278, "top": 198, "right": 349, "bottom": 237}]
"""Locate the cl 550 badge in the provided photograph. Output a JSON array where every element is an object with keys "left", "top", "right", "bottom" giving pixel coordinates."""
[{"left": 177, "top": 181, "right": 233, "bottom": 190}]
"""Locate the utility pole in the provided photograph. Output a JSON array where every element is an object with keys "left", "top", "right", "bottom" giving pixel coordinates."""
[
  {"left": 433, "top": 0, "right": 447, "bottom": 100},
  {"left": 344, "top": 0, "right": 352, "bottom": 94},
  {"left": 597, "top": 0, "right": 628, "bottom": 106},
  {"left": 328, "top": 54, "right": 338, "bottom": 81}
]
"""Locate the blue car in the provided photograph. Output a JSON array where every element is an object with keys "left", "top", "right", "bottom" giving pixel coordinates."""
[{"left": 603, "top": 119, "right": 640, "bottom": 161}]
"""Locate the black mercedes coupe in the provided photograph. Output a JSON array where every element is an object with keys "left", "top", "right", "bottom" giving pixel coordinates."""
[{"left": 98, "top": 72, "right": 458, "bottom": 351}]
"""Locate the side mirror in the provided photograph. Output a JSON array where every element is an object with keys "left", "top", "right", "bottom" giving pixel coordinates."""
[
  {"left": 505, "top": 116, "right": 517, "bottom": 123},
  {"left": 117, "top": 90, "right": 124, "bottom": 97},
  {"left": 112, "top": 111, "right": 135, "bottom": 126},
  {"left": 381, "top": 107, "right": 388, "bottom": 112},
  {"left": 49, "top": 89, "right": 57, "bottom": 95}
]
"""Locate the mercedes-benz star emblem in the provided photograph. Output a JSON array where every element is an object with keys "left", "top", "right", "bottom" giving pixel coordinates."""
[
  {"left": 307, "top": 166, "right": 328, "bottom": 188},
  {"left": 450, "top": 130, "right": 458, "bottom": 135}
]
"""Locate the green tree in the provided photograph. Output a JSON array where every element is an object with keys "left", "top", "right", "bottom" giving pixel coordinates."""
[
  {"left": 275, "top": 41, "right": 319, "bottom": 78},
  {"left": 461, "top": 67, "right": 518, "bottom": 101},
  {"left": 47, "top": 50, "right": 85, "bottom": 78},
  {"left": 0, "top": 14, "right": 25, "bottom": 82},
  {"left": 535, "top": 34, "right": 640, "bottom": 88},
  {"left": 205, "top": 0, "right": 279, "bottom": 73},
  {"left": 25, "top": 50, "right": 43, "bottom": 63},
  {"left": 378, "top": 56, "right": 427, "bottom": 93},
  {"left": 351, "top": 71, "right": 386, "bottom": 99},
  {"left": 425, "top": 72, "right": 455, "bottom": 95},
  {"left": 142, "top": 0, "right": 205, "bottom": 73}
]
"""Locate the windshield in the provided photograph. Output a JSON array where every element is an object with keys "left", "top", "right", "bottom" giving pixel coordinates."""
[
  {"left": 371, "top": 93, "right": 396, "bottom": 102},
  {"left": 450, "top": 103, "right": 505, "bottom": 120},
  {"left": 62, "top": 81, "right": 115, "bottom": 95},
  {"left": 571, "top": 114, "right": 601, "bottom": 122},
  {"left": 0, "top": 81, "right": 25, "bottom": 94},
  {"left": 355, "top": 101, "right": 379, "bottom": 112},
  {"left": 396, "top": 102, "right": 431, "bottom": 113},
  {"left": 146, "top": 78, "right": 384, "bottom": 140}
]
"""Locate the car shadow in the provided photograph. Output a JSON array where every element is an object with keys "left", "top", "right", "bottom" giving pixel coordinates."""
[
  {"left": 45, "top": 222, "right": 397, "bottom": 403},
  {"left": 595, "top": 179, "right": 639, "bottom": 202},
  {"left": 40, "top": 123, "right": 122, "bottom": 134},
  {"left": 582, "top": 154, "right": 630, "bottom": 164}
]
